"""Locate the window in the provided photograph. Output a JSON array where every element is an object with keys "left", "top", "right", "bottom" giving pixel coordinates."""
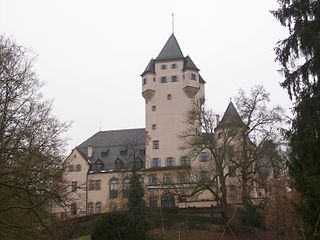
[
  {"left": 149, "top": 174, "right": 158, "bottom": 184},
  {"left": 199, "top": 152, "right": 209, "bottom": 162},
  {"left": 71, "top": 203, "right": 77, "bottom": 215},
  {"left": 101, "top": 150, "right": 109, "bottom": 157},
  {"left": 178, "top": 172, "right": 188, "bottom": 183},
  {"left": 152, "top": 105, "right": 156, "bottom": 111},
  {"left": 110, "top": 179, "right": 118, "bottom": 199},
  {"left": 95, "top": 159, "right": 104, "bottom": 170},
  {"left": 89, "top": 180, "right": 95, "bottom": 190},
  {"left": 161, "top": 64, "right": 166, "bottom": 69},
  {"left": 171, "top": 63, "right": 177, "bottom": 69},
  {"left": 167, "top": 94, "right": 172, "bottom": 100},
  {"left": 95, "top": 202, "right": 102, "bottom": 214},
  {"left": 68, "top": 165, "right": 74, "bottom": 172},
  {"left": 75, "top": 164, "right": 81, "bottom": 171},
  {"left": 163, "top": 173, "right": 173, "bottom": 184},
  {"left": 152, "top": 124, "right": 156, "bottom": 130},
  {"left": 71, "top": 181, "right": 77, "bottom": 192},
  {"left": 89, "top": 180, "right": 101, "bottom": 190},
  {"left": 171, "top": 75, "right": 177, "bottom": 82},
  {"left": 119, "top": 148, "right": 127, "bottom": 155},
  {"left": 190, "top": 73, "right": 197, "bottom": 80},
  {"left": 143, "top": 78, "right": 147, "bottom": 85},
  {"left": 123, "top": 178, "right": 130, "bottom": 198},
  {"left": 160, "top": 76, "right": 167, "bottom": 83},
  {"left": 95, "top": 180, "right": 101, "bottom": 190},
  {"left": 180, "top": 156, "right": 190, "bottom": 166},
  {"left": 200, "top": 171, "right": 210, "bottom": 182},
  {"left": 152, "top": 158, "right": 160, "bottom": 167},
  {"left": 152, "top": 140, "right": 159, "bottom": 149},
  {"left": 87, "top": 202, "right": 94, "bottom": 214},
  {"left": 115, "top": 159, "right": 123, "bottom": 170},
  {"left": 166, "top": 157, "right": 175, "bottom": 167},
  {"left": 228, "top": 166, "right": 236, "bottom": 177},
  {"left": 229, "top": 185, "right": 236, "bottom": 192},
  {"left": 149, "top": 197, "right": 158, "bottom": 208}
]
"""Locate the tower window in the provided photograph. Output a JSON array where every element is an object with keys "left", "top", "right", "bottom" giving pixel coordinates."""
[
  {"left": 161, "top": 64, "right": 166, "bottom": 69},
  {"left": 152, "top": 140, "right": 159, "bottom": 149},
  {"left": 190, "top": 73, "right": 197, "bottom": 80},
  {"left": 167, "top": 94, "right": 172, "bottom": 100},
  {"left": 152, "top": 105, "right": 156, "bottom": 111},
  {"left": 160, "top": 76, "right": 167, "bottom": 83},
  {"left": 199, "top": 152, "right": 209, "bottom": 162},
  {"left": 143, "top": 78, "right": 147, "bottom": 85},
  {"left": 152, "top": 124, "right": 156, "bottom": 130},
  {"left": 171, "top": 63, "right": 177, "bottom": 69},
  {"left": 171, "top": 75, "right": 178, "bottom": 82}
]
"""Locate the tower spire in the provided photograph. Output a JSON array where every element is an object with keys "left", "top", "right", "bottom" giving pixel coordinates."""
[{"left": 172, "top": 13, "right": 174, "bottom": 34}]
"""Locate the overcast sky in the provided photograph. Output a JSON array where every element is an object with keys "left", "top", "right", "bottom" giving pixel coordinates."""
[{"left": 0, "top": 0, "right": 292, "bottom": 154}]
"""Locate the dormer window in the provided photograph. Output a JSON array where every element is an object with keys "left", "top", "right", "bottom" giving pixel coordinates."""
[
  {"left": 161, "top": 64, "right": 166, "bottom": 69},
  {"left": 119, "top": 146, "right": 127, "bottom": 155},
  {"left": 115, "top": 158, "right": 123, "bottom": 170},
  {"left": 101, "top": 149, "right": 109, "bottom": 157},
  {"left": 95, "top": 159, "right": 104, "bottom": 170}
]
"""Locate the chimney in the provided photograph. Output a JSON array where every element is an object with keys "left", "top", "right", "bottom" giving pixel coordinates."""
[{"left": 88, "top": 145, "right": 93, "bottom": 158}]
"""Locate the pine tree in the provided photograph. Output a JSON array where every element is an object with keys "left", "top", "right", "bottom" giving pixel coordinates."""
[{"left": 272, "top": 1, "right": 320, "bottom": 237}]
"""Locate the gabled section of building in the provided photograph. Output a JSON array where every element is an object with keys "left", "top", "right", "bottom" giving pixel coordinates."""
[{"left": 216, "top": 101, "right": 246, "bottom": 130}]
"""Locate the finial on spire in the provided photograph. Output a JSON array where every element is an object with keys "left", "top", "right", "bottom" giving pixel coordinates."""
[
  {"left": 172, "top": 13, "right": 174, "bottom": 34},
  {"left": 230, "top": 97, "right": 232, "bottom": 102}
]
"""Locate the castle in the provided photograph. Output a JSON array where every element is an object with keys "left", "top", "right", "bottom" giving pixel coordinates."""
[{"left": 57, "top": 33, "right": 264, "bottom": 217}]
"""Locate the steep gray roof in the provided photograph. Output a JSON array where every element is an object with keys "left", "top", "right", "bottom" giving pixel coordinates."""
[
  {"left": 156, "top": 33, "right": 184, "bottom": 61},
  {"left": 77, "top": 128, "right": 146, "bottom": 172},
  {"left": 183, "top": 55, "right": 199, "bottom": 71},
  {"left": 141, "top": 59, "right": 155, "bottom": 76},
  {"left": 199, "top": 74, "right": 206, "bottom": 84},
  {"left": 216, "top": 101, "right": 246, "bottom": 129}
]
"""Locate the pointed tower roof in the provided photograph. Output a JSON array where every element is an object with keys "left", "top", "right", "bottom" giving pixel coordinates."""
[
  {"left": 141, "top": 59, "right": 155, "bottom": 76},
  {"left": 217, "top": 101, "right": 246, "bottom": 129},
  {"left": 183, "top": 55, "right": 199, "bottom": 71},
  {"left": 156, "top": 33, "right": 184, "bottom": 61}
]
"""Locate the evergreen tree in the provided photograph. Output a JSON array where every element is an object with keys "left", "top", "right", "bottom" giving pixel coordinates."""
[
  {"left": 127, "top": 169, "right": 148, "bottom": 240},
  {"left": 272, "top": 1, "right": 320, "bottom": 237}
]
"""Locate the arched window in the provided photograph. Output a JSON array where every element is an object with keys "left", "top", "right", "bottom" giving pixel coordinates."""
[
  {"left": 76, "top": 164, "right": 81, "bottom": 171},
  {"left": 123, "top": 178, "right": 130, "bottom": 198},
  {"left": 161, "top": 193, "right": 175, "bottom": 208},
  {"left": 110, "top": 179, "right": 118, "bottom": 198},
  {"left": 95, "top": 202, "right": 102, "bottom": 214},
  {"left": 87, "top": 202, "right": 94, "bottom": 214}
]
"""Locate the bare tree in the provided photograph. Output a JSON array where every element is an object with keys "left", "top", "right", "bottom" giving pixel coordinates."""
[
  {"left": 0, "top": 36, "right": 71, "bottom": 239},
  {"left": 179, "top": 85, "right": 284, "bottom": 220},
  {"left": 234, "top": 85, "right": 284, "bottom": 204}
]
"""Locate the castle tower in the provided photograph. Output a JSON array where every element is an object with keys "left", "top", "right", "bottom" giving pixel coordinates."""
[{"left": 141, "top": 34, "right": 206, "bottom": 169}]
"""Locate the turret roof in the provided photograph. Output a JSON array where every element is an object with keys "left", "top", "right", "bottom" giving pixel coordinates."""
[
  {"left": 141, "top": 59, "right": 155, "bottom": 76},
  {"left": 183, "top": 55, "right": 199, "bottom": 71},
  {"left": 217, "top": 101, "right": 246, "bottom": 129},
  {"left": 156, "top": 33, "right": 184, "bottom": 61}
]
